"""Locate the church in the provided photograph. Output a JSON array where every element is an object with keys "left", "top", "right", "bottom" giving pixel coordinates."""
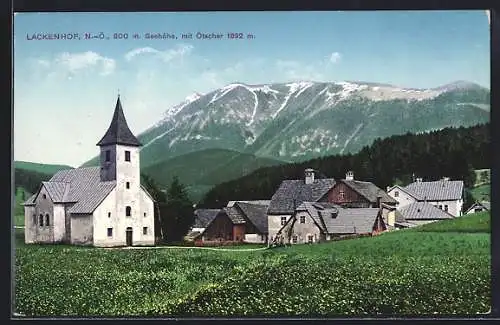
[{"left": 23, "top": 96, "right": 156, "bottom": 247}]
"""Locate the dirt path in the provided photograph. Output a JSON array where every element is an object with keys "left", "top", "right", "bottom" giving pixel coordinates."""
[{"left": 103, "top": 245, "right": 269, "bottom": 252}]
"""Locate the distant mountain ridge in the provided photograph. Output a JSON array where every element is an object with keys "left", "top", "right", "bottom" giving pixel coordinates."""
[
  {"left": 80, "top": 79, "right": 489, "bottom": 196},
  {"left": 132, "top": 79, "right": 489, "bottom": 165}
]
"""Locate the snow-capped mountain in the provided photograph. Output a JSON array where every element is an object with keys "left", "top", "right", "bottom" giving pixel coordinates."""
[{"left": 83, "top": 80, "right": 490, "bottom": 169}]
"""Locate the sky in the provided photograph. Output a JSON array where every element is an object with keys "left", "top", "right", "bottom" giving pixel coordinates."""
[{"left": 13, "top": 11, "right": 490, "bottom": 167}]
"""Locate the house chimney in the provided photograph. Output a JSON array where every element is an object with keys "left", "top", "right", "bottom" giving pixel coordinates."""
[
  {"left": 305, "top": 168, "right": 315, "bottom": 185},
  {"left": 416, "top": 177, "right": 422, "bottom": 183},
  {"left": 346, "top": 171, "right": 354, "bottom": 181}
]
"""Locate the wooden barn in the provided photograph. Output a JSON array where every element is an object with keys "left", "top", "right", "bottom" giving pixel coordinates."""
[
  {"left": 196, "top": 201, "right": 269, "bottom": 244},
  {"left": 325, "top": 171, "right": 397, "bottom": 208}
]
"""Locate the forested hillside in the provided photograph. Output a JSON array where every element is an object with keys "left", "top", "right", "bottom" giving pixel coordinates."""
[{"left": 199, "top": 123, "right": 489, "bottom": 208}]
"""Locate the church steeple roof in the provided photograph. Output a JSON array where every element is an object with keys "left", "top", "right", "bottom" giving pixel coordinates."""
[{"left": 97, "top": 96, "right": 142, "bottom": 147}]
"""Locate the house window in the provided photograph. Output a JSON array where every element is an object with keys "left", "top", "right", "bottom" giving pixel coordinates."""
[
  {"left": 126, "top": 206, "right": 131, "bottom": 217},
  {"left": 394, "top": 191, "right": 399, "bottom": 197},
  {"left": 292, "top": 235, "right": 298, "bottom": 244},
  {"left": 300, "top": 215, "right": 306, "bottom": 224},
  {"left": 39, "top": 214, "right": 44, "bottom": 227},
  {"left": 108, "top": 212, "right": 111, "bottom": 218},
  {"left": 144, "top": 212, "right": 146, "bottom": 217},
  {"left": 339, "top": 190, "right": 345, "bottom": 200},
  {"left": 444, "top": 205, "right": 449, "bottom": 212},
  {"left": 125, "top": 150, "right": 131, "bottom": 162},
  {"left": 126, "top": 182, "right": 130, "bottom": 189},
  {"left": 43, "top": 194, "right": 46, "bottom": 199},
  {"left": 143, "top": 227, "right": 148, "bottom": 235},
  {"left": 439, "top": 205, "right": 443, "bottom": 210},
  {"left": 261, "top": 234, "right": 265, "bottom": 241},
  {"left": 107, "top": 228, "right": 113, "bottom": 237},
  {"left": 45, "top": 214, "right": 50, "bottom": 226},
  {"left": 105, "top": 150, "right": 111, "bottom": 162},
  {"left": 308, "top": 235, "right": 314, "bottom": 243},
  {"left": 280, "top": 217, "right": 287, "bottom": 225}
]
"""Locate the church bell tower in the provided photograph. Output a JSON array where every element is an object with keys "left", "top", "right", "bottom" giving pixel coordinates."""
[{"left": 97, "top": 95, "right": 142, "bottom": 222}]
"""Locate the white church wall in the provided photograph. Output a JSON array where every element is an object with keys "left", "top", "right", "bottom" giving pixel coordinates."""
[
  {"left": 24, "top": 205, "right": 36, "bottom": 244},
  {"left": 70, "top": 214, "right": 93, "bottom": 245},
  {"left": 53, "top": 204, "right": 66, "bottom": 242},
  {"left": 136, "top": 188, "right": 155, "bottom": 246},
  {"left": 93, "top": 188, "right": 123, "bottom": 247},
  {"left": 33, "top": 186, "right": 54, "bottom": 243}
]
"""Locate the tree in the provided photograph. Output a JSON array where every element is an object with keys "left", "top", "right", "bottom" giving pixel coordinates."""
[
  {"left": 463, "top": 188, "right": 476, "bottom": 213},
  {"left": 141, "top": 173, "right": 167, "bottom": 242},
  {"left": 479, "top": 170, "right": 489, "bottom": 184},
  {"left": 162, "top": 176, "right": 195, "bottom": 243}
]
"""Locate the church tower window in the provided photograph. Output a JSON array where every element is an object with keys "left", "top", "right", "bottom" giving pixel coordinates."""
[
  {"left": 125, "top": 150, "right": 131, "bottom": 162},
  {"left": 126, "top": 206, "right": 131, "bottom": 217}
]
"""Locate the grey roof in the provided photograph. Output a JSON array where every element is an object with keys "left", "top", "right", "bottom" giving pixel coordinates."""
[
  {"left": 97, "top": 96, "right": 142, "bottom": 147},
  {"left": 387, "top": 185, "right": 420, "bottom": 200},
  {"left": 23, "top": 193, "right": 37, "bottom": 206},
  {"left": 404, "top": 180, "right": 464, "bottom": 201},
  {"left": 223, "top": 206, "right": 247, "bottom": 224},
  {"left": 234, "top": 202, "right": 268, "bottom": 233},
  {"left": 42, "top": 181, "right": 69, "bottom": 202},
  {"left": 268, "top": 178, "right": 336, "bottom": 215},
  {"left": 466, "top": 201, "right": 490, "bottom": 213},
  {"left": 193, "top": 209, "right": 220, "bottom": 228},
  {"left": 341, "top": 180, "right": 397, "bottom": 204},
  {"left": 227, "top": 200, "right": 271, "bottom": 207},
  {"left": 481, "top": 201, "right": 491, "bottom": 210},
  {"left": 24, "top": 167, "right": 116, "bottom": 214},
  {"left": 398, "top": 202, "right": 454, "bottom": 220},
  {"left": 298, "top": 202, "right": 381, "bottom": 234}
]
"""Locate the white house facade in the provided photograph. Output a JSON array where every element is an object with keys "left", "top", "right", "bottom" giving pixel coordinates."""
[
  {"left": 387, "top": 178, "right": 464, "bottom": 217},
  {"left": 23, "top": 96, "right": 155, "bottom": 247},
  {"left": 386, "top": 185, "right": 417, "bottom": 209}
]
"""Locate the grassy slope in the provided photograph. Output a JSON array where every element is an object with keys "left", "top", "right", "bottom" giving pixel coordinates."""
[
  {"left": 14, "top": 212, "right": 490, "bottom": 316},
  {"left": 13, "top": 187, "right": 31, "bottom": 226},
  {"left": 470, "top": 184, "right": 490, "bottom": 202},
  {"left": 14, "top": 161, "right": 73, "bottom": 175}
]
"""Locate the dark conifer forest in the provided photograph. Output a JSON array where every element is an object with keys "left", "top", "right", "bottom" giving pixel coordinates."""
[{"left": 198, "top": 123, "right": 489, "bottom": 208}]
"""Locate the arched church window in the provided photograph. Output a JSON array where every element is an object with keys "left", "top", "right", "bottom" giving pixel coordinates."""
[
  {"left": 32, "top": 214, "right": 36, "bottom": 225},
  {"left": 45, "top": 214, "right": 50, "bottom": 226},
  {"left": 39, "top": 214, "right": 44, "bottom": 227},
  {"left": 126, "top": 206, "right": 131, "bottom": 217}
]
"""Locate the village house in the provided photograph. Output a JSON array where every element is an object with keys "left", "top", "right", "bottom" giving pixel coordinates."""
[
  {"left": 23, "top": 96, "right": 155, "bottom": 247},
  {"left": 196, "top": 201, "right": 269, "bottom": 243},
  {"left": 396, "top": 201, "right": 454, "bottom": 226},
  {"left": 465, "top": 201, "right": 490, "bottom": 215},
  {"left": 267, "top": 168, "right": 336, "bottom": 243},
  {"left": 272, "top": 200, "right": 387, "bottom": 245},
  {"left": 328, "top": 171, "right": 398, "bottom": 208},
  {"left": 267, "top": 169, "right": 396, "bottom": 243},
  {"left": 387, "top": 177, "right": 464, "bottom": 217},
  {"left": 186, "top": 209, "right": 220, "bottom": 240}
]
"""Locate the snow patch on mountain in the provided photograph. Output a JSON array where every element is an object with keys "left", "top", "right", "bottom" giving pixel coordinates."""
[
  {"left": 272, "top": 82, "right": 313, "bottom": 119},
  {"left": 209, "top": 83, "right": 242, "bottom": 105},
  {"left": 340, "top": 123, "right": 364, "bottom": 154},
  {"left": 165, "top": 92, "right": 203, "bottom": 120},
  {"left": 141, "top": 126, "right": 177, "bottom": 149},
  {"left": 290, "top": 129, "right": 339, "bottom": 157}
]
